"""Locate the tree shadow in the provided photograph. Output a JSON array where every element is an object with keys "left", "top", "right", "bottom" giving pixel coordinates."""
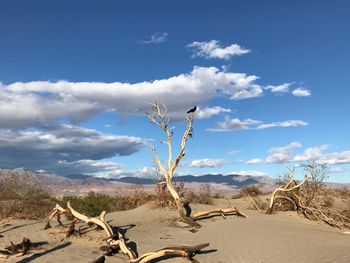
[
  {"left": 194, "top": 213, "right": 239, "bottom": 221},
  {"left": 16, "top": 242, "right": 72, "bottom": 263},
  {"left": 107, "top": 224, "right": 138, "bottom": 257},
  {"left": 0, "top": 221, "right": 42, "bottom": 235}
]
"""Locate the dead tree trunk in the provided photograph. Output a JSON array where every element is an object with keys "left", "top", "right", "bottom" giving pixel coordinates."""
[{"left": 147, "top": 102, "right": 246, "bottom": 227}]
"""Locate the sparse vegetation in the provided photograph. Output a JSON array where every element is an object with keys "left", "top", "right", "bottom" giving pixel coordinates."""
[
  {"left": 267, "top": 162, "right": 350, "bottom": 229},
  {"left": 0, "top": 170, "right": 54, "bottom": 219},
  {"left": 184, "top": 183, "right": 214, "bottom": 205}
]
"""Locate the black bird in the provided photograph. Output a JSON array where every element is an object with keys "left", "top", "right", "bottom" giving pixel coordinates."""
[{"left": 187, "top": 106, "right": 197, "bottom": 114}]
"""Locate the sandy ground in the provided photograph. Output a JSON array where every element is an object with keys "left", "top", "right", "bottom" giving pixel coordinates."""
[{"left": 1, "top": 199, "right": 349, "bottom": 263}]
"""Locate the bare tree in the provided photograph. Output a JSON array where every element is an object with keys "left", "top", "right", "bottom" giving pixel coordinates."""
[
  {"left": 147, "top": 101, "right": 246, "bottom": 227},
  {"left": 147, "top": 101, "right": 198, "bottom": 226}
]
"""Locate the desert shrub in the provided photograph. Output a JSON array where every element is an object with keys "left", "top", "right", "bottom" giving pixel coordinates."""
[
  {"left": 321, "top": 194, "right": 335, "bottom": 208},
  {"left": 153, "top": 180, "right": 186, "bottom": 208},
  {"left": 0, "top": 170, "right": 53, "bottom": 219},
  {"left": 247, "top": 196, "right": 269, "bottom": 211},
  {"left": 114, "top": 185, "right": 154, "bottom": 211},
  {"left": 302, "top": 162, "right": 328, "bottom": 206},
  {"left": 184, "top": 183, "right": 214, "bottom": 205},
  {"left": 212, "top": 192, "right": 224, "bottom": 199},
  {"left": 238, "top": 185, "right": 263, "bottom": 198},
  {"left": 60, "top": 192, "right": 114, "bottom": 218},
  {"left": 335, "top": 186, "right": 350, "bottom": 199},
  {"left": 59, "top": 188, "right": 155, "bottom": 218}
]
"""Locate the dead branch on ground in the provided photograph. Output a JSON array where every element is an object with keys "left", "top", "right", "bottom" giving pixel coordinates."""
[
  {"left": 130, "top": 243, "right": 209, "bottom": 263},
  {"left": 0, "top": 237, "right": 44, "bottom": 259},
  {"left": 267, "top": 176, "right": 350, "bottom": 229},
  {"left": 45, "top": 201, "right": 137, "bottom": 260}
]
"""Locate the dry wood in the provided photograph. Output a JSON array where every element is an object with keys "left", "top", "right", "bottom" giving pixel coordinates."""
[
  {"left": 147, "top": 101, "right": 246, "bottom": 226},
  {"left": 44, "top": 201, "right": 136, "bottom": 260},
  {"left": 192, "top": 208, "right": 247, "bottom": 220},
  {"left": 0, "top": 237, "right": 43, "bottom": 259},
  {"left": 267, "top": 176, "right": 350, "bottom": 229},
  {"left": 130, "top": 243, "right": 209, "bottom": 263}
]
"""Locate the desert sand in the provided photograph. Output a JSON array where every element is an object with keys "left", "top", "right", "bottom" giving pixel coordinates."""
[{"left": 1, "top": 198, "right": 349, "bottom": 263}]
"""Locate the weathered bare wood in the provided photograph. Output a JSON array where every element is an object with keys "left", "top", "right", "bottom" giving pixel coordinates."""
[
  {"left": 148, "top": 101, "right": 246, "bottom": 226},
  {"left": 266, "top": 176, "right": 350, "bottom": 229},
  {"left": 130, "top": 243, "right": 209, "bottom": 263},
  {"left": 267, "top": 176, "right": 309, "bottom": 214},
  {"left": 193, "top": 208, "right": 247, "bottom": 220}
]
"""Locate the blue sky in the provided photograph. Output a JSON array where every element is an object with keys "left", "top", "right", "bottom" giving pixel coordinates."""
[{"left": 0, "top": 1, "right": 349, "bottom": 182}]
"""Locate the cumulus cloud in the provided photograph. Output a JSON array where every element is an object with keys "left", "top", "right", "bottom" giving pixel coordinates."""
[
  {"left": 245, "top": 158, "right": 264, "bottom": 164},
  {"left": 318, "top": 151, "right": 350, "bottom": 165},
  {"left": 257, "top": 142, "right": 350, "bottom": 167},
  {"left": 265, "top": 83, "right": 291, "bottom": 93},
  {"left": 187, "top": 40, "right": 250, "bottom": 60},
  {"left": 230, "top": 170, "right": 267, "bottom": 177},
  {"left": 292, "top": 88, "right": 311, "bottom": 97},
  {"left": 107, "top": 166, "right": 155, "bottom": 178},
  {"left": 328, "top": 166, "right": 345, "bottom": 173},
  {"left": 190, "top": 158, "right": 226, "bottom": 168},
  {"left": 55, "top": 160, "right": 122, "bottom": 175},
  {"left": 256, "top": 120, "right": 308, "bottom": 129},
  {"left": 265, "top": 142, "right": 302, "bottom": 163},
  {"left": 0, "top": 67, "right": 267, "bottom": 129},
  {"left": 141, "top": 32, "right": 168, "bottom": 44},
  {"left": 208, "top": 117, "right": 307, "bottom": 132},
  {"left": 195, "top": 106, "right": 231, "bottom": 119},
  {"left": 293, "top": 145, "right": 329, "bottom": 162},
  {"left": 0, "top": 125, "right": 145, "bottom": 174}
]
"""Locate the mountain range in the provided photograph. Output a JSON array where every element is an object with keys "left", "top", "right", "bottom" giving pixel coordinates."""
[{"left": 1, "top": 167, "right": 348, "bottom": 196}]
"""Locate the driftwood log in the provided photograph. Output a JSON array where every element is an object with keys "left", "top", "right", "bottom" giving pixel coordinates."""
[
  {"left": 147, "top": 102, "right": 246, "bottom": 227},
  {"left": 45, "top": 201, "right": 137, "bottom": 259},
  {"left": 45, "top": 202, "right": 210, "bottom": 262},
  {"left": 130, "top": 243, "right": 209, "bottom": 263},
  {"left": 267, "top": 176, "right": 350, "bottom": 229}
]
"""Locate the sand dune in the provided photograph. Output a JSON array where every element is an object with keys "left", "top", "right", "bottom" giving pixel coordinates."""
[{"left": 1, "top": 199, "right": 349, "bottom": 263}]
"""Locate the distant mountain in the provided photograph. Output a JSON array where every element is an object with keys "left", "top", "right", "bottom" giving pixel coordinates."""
[
  {"left": 115, "top": 174, "right": 267, "bottom": 188},
  {"left": 1, "top": 167, "right": 348, "bottom": 196}
]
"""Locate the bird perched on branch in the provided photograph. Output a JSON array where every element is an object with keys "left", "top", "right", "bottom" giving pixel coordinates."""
[{"left": 187, "top": 106, "right": 197, "bottom": 114}]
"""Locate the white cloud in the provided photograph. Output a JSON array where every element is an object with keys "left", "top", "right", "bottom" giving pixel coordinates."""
[
  {"left": 0, "top": 125, "right": 145, "bottom": 174},
  {"left": 293, "top": 145, "right": 329, "bottom": 162},
  {"left": 187, "top": 40, "right": 250, "bottom": 60},
  {"left": 265, "top": 141, "right": 302, "bottom": 163},
  {"left": 318, "top": 151, "right": 350, "bottom": 165},
  {"left": 207, "top": 117, "right": 262, "bottom": 132},
  {"left": 190, "top": 158, "right": 226, "bottom": 168},
  {"left": 230, "top": 170, "right": 267, "bottom": 177},
  {"left": 265, "top": 83, "right": 291, "bottom": 93},
  {"left": 261, "top": 142, "right": 350, "bottom": 166},
  {"left": 245, "top": 158, "right": 264, "bottom": 164},
  {"left": 0, "top": 67, "right": 266, "bottom": 129},
  {"left": 109, "top": 166, "right": 155, "bottom": 178},
  {"left": 257, "top": 120, "right": 308, "bottom": 129},
  {"left": 328, "top": 166, "right": 345, "bottom": 173},
  {"left": 208, "top": 117, "right": 307, "bottom": 132},
  {"left": 142, "top": 32, "right": 168, "bottom": 44},
  {"left": 228, "top": 149, "right": 239, "bottom": 155},
  {"left": 292, "top": 88, "right": 311, "bottom": 97},
  {"left": 56, "top": 160, "right": 122, "bottom": 175},
  {"left": 231, "top": 85, "right": 263, "bottom": 100},
  {"left": 195, "top": 106, "right": 231, "bottom": 119}
]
